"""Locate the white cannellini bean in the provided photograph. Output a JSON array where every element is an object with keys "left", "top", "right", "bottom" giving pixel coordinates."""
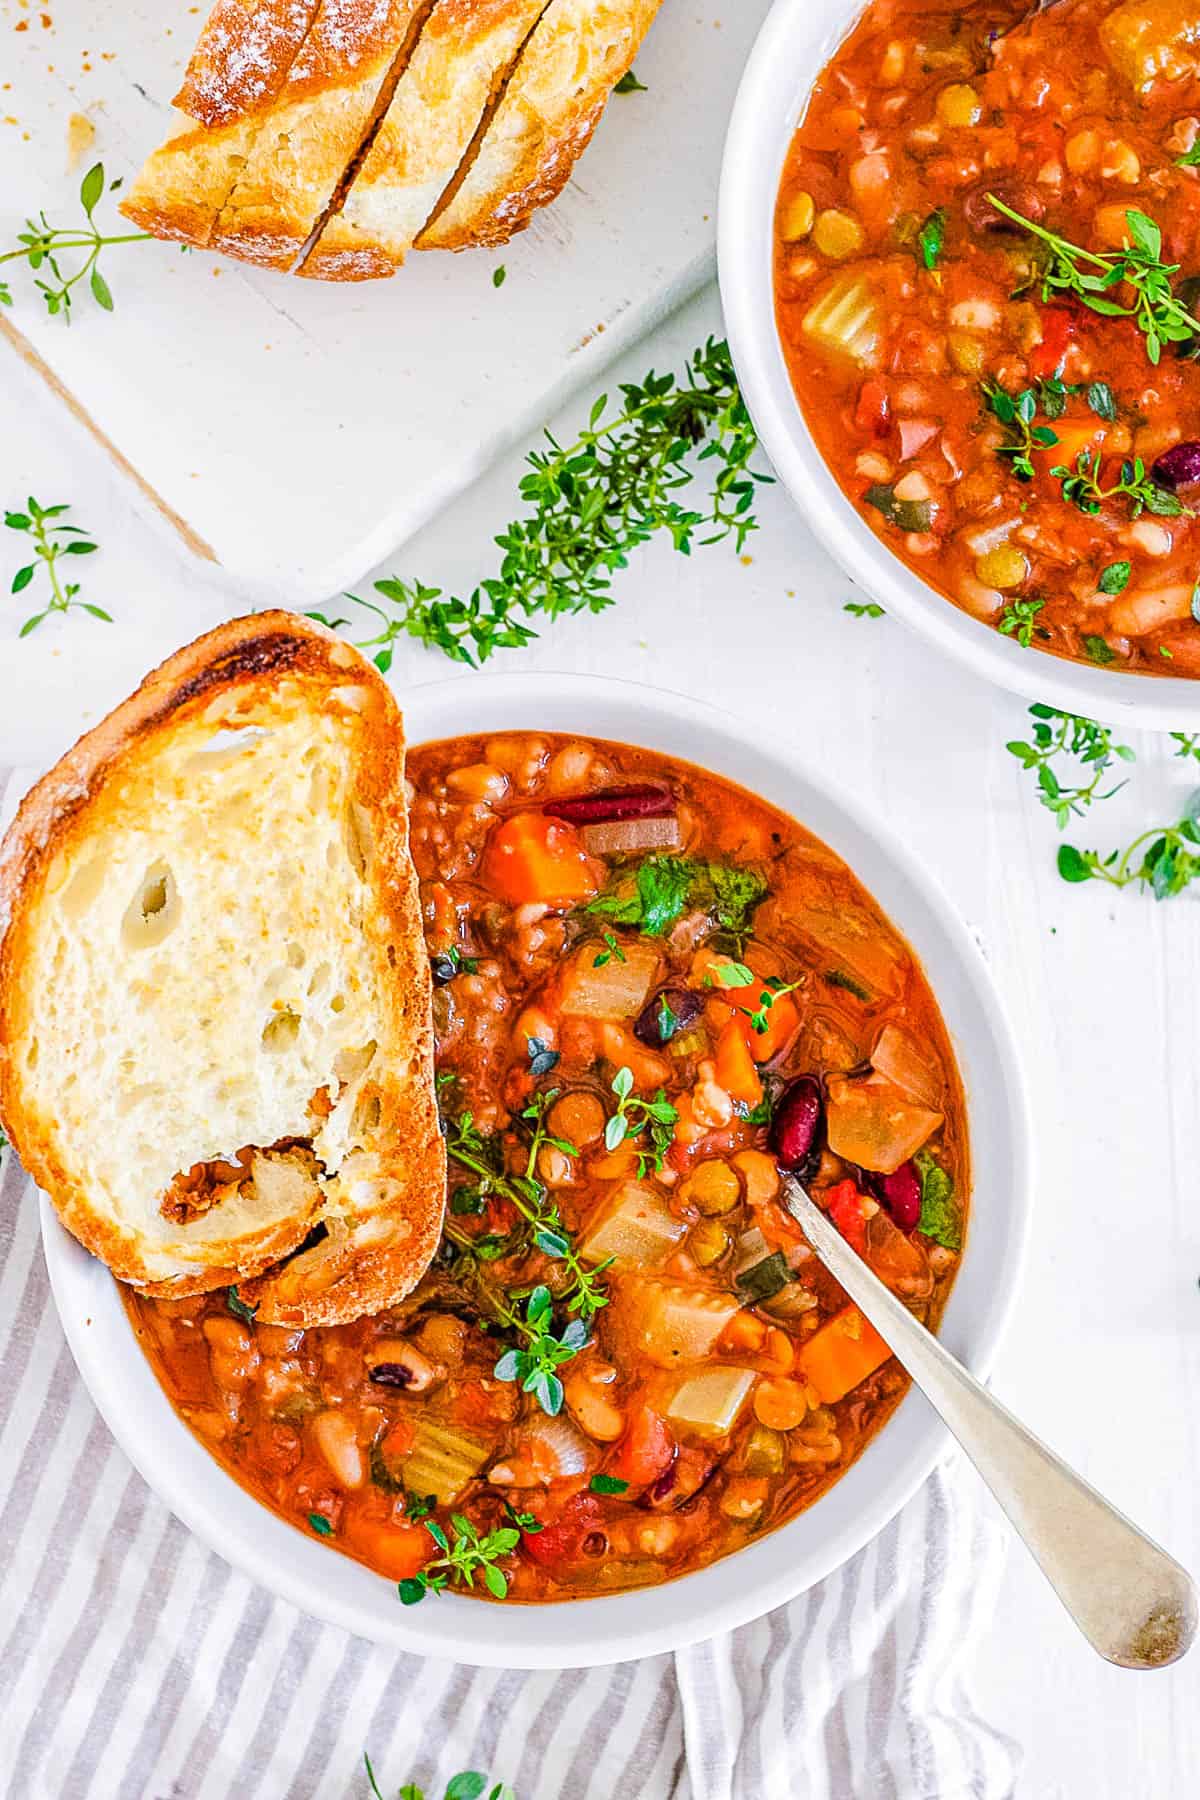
[
  {"left": 312, "top": 1411, "right": 365, "bottom": 1490},
  {"left": 956, "top": 576, "right": 1005, "bottom": 621},
  {"left": 949, "top": 298, "right": 1001, "bottom": 331},
  {"left": 893, "top": 471, "right": 932, "bottom": 503},
  {"left": 959, "top": 517, "right": 1020, "bottom": 556},
  {"left": 855, "top": 452, "right": 894, "bottom": 482},
  {"left": 1107, "top": 584, "right": 1195, "bottom": 637},
  {"left": 1120, "top": 520, "right": 1173, "bottom": 558}
]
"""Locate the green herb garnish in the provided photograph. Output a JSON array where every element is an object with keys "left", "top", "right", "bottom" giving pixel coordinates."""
[
  {"left": 615, "top": 68, "right": 648, "bottom": 93},
  {"left": 1059, "top": 793, "right": 1200, "bottom": 900},
  {"left": 589, "top": 1473, "right": 630, "bottom": 1495},
  {"left": 983, "top": 198, "right": 1200, "bottom": 365},
  {"left": 398, "top": 1514, "right": 521, "bottom": 1605},
  {"left": 605, "top": 1066, "right": 679, "bottom": 1176},
  {"left": 1083, "top": 634, "right": 1116, "bottom": 665},
  {"left": 913, "top": 1150, "right": 960, "bottom": 1249},
  {"left": 7, "top": 498, "right": 109, "bottom": 635},
  {"left": 307, "top": 1511, "right": 335, "bottom": 1537},
  {"left": 998, "top": 595, "right": 1047, "bottom": 648},
  {"left": 1006, "top": 704, "right": 1134, "bottom": 828},
  {"left": 444, "top": 1096, "right": 608, "bottom": 1332},
  {"left": 525, "top": 1035, "right": 561, "bottom": 1076},
  {"left": 844, "top": 600, "right": 885, "bottom": 619},
  {"left": 308, "top": 339, "right": 767, "bottom": 668},
  {"left": 492, "top": 265, "right": 507, "bottom": 288},
  {"left": 1052, "top": 450, "right": 1189, "bottom": 520},
  {"left": 226, "top": 1286, "right": 257, "bottom": 1325},
  {"left": 431, "top": 945, "right": 478, "bottom": 982},
  {"left": 1097, "top": 560, "right": 1130, "bottom": 596},
  {"left": 0, "top": 164, "right": 148, "bottom": 318},
  {"left": 592, "top": 931, "right": 627, "bottom": 968},
  {"left": 917, "top": 207, "right": 947, "bottom": 271},
  {"left": 492, "top": 1284, "right": 589, "bottom": 1417}
]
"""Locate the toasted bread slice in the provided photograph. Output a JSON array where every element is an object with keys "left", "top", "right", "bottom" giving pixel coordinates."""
[
  {"left": 122, "top": 0, "right": 434, "bottom": 263},
  {"left": 174, "top": 0, "right": 325, "bottom": 129},
  {"left": 0, "top": 613, "right": 445, "bottom": 1327},
  {"left": 417, "top": 0, "right": 663, "bottom": 252},
  {"left": 300, "top": 0, "right": 552, "bottom": 281}
]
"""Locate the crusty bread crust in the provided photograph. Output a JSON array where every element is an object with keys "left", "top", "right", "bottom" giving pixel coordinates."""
[
  {"left": 122, "top": 0, "right": 434, "bottom": 267},
  {"left": 417, "top": 0, "right": 663, "bottom": 251},
  {"left": 207, "top": 0, "right": 435, "bottom": 271},
  {"left": 174, "top": 0, "right": 324, "bottom": 128},
  {"left": 0, "top": 613, "right": 446, "bottom": 1327},
  {"left": 301, "top": 0, "right": 551, "bottom": 280}
]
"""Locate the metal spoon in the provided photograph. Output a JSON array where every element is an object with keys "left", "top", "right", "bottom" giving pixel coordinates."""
[{"left": 781, "top": 1177, "right": 1197, "bottom": 1670}]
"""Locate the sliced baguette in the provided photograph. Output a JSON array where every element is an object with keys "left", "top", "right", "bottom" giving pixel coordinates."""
[
  {"left": 208, "top": 0, "right": 437, "bottom": 270},
  {"left": 174, "top": 0, "right": 325, "bottom": 129},
  {"left": 122, "top": 0, "right": 434, "bottom": 263},
  {"left": 301, "top": 0, "right": 552, "bottom": 281},
  {"left": 0, "top": 612, "right": 446, "bottom": 1328},
  {"left": 417, "top": 0, "right": 663, "bottom": 252}
]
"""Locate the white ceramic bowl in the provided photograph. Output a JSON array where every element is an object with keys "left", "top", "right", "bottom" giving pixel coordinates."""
[
  {"left": 42, "top": 673, "right": 1031, "bottom": 1667},
  {"left": 718, "top": 0, "right": 1200, "bottom": 732}
]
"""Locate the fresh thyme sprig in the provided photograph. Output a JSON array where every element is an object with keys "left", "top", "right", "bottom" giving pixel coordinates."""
[
  {"left": 604, "top": 1067, "right": 678, "bottom": 1175},
  {"left": 983, "top": 198, "right": 1200, "bottom": 365},
  {"left": 1051, "top": 450, "right": 1189, "bottom": 520},
  {"left": 364, "top": 1755, "right": 515, "bottom": 1800},
  {"left": 444, "top": 1092, "right": 610, "bottom": 1324},
  {"left": 397, "top": 1514, "right": 521, "bottom": 1605},
  {"left": 1058, "top": 797, "right": 1200, "bottom": 899},
  {"left": 6, "top": 498, "right": 109, "bottom": 634},
  {"left": 0, "top": 164, "right": 148, "bottom": 319},
  {"left": 982, "top": 378, "right": 1117, "bottom": 482},
  {"left": 998, "top": 595, "right": 1047, "bottom": 648},
  {"left": 491, "top": 1283, "right": 589, "bottom": 1416},
  {"left": 308, "top": 338, "right": 769, "bottom": 667},
  {"left": 1006, "top": 704, "right": 1135, "bottom": 828}
]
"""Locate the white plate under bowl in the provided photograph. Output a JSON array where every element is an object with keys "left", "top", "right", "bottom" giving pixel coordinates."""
[
  {"left": 718, "top": 0, "right": 1200, "bottom": 732},
  {"left": 41, "top": 672, "right": 1032, "bottom": 1667}
]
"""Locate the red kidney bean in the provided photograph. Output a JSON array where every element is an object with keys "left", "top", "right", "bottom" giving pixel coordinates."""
[
  {"left": 1151, "top": 441, "right": 1200, "bottom": 492},
  {"left": 962, "top": 179, "right": 1045, "bottom": 233},
  {"left": 878, "top": 1161, "right": 922, "bottom": 1233},
  {"left": 769, "top": 1077, "right": 823, "bottom": 1174},
  {"left": 543, "top": 785, "right": 675, "bottom": 825},
  {"left": 633, "top": 987, "right": 703, "bottom": 1048}
]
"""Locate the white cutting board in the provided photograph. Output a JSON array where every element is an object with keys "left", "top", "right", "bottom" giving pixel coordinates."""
[{"left": 0, "top": 0, "right": 771, "bottom": 603}]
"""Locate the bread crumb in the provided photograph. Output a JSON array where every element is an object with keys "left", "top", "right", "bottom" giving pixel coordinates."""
[{"left": 67, "top": 110, "right": 94, "bottom": 167}]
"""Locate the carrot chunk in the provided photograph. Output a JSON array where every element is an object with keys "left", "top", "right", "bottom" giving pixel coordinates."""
[
  {"left": 797, "top": 1305, "right": 891, "bottom": 1405},
  {"left": 483, "top": 812, "right": 601, "bottom": 907},
  {"left": 714, "top": 1015, "right": 764, "bottom": 1107}
]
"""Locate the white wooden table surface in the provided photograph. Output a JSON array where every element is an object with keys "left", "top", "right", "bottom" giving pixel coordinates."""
[{"left": 2, "top": 282, "right": 1197, "bottom": 1797}]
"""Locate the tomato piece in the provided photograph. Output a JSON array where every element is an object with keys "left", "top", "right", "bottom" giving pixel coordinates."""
[
  {"left": 1029, "top": 307, "right": 1075, "bottom": 379},
  {"left": 854, "top": 378, "right": 891, "bottom": 438},
  {"left": 522, "top": 1493, "right": 604, "bottom": 1567},
  {"left": 482, "top": 812, "right": 601, "bottom": 907},
  {"left": 825, "top": 1177, "right": 869, "bottom": 1255},
  {"left": 609, "top": 1405, "right": 676, "bottom": 1490}
]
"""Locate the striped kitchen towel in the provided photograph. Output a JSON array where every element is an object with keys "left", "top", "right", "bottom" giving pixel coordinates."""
[
  {"left": 0, "top": 769, "right": 1020, "bottom": 1800},
  {"left": 0, "top": 1151, "right": 1020, "bottom": 1800}
]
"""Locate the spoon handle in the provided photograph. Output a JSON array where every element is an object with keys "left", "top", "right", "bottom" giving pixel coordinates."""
[{"left": 783, "top": 1179, "right": 1197, "bottom": 1670}]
